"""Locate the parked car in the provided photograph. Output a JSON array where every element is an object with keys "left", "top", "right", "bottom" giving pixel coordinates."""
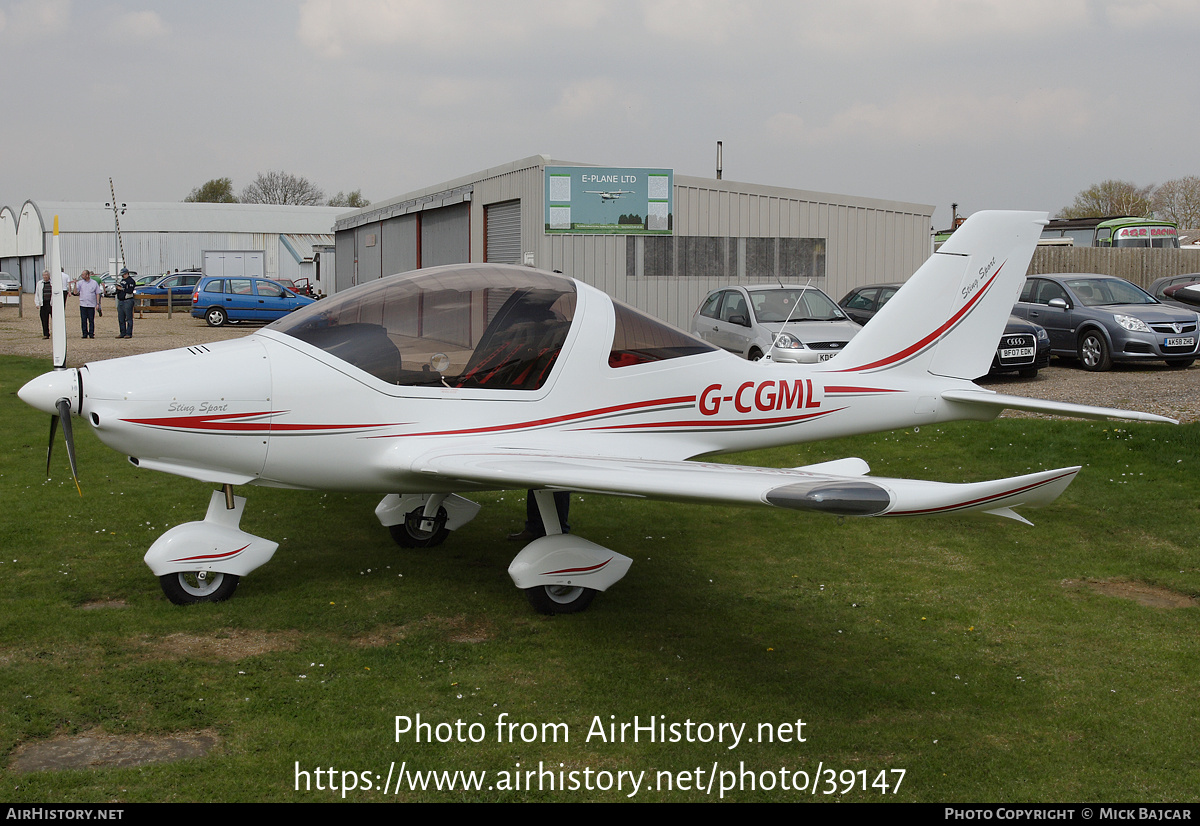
[
  {"left": 840, "top": 283, "right": 1050, "bottom": 378},
  {"left": 0, "top": 271, "right": 18, "bottom": 306},
  {"left": 191, "top": 275, "right": 316, "bottom": 327},
  {"left": 274, "top": 277, "right": 316, "bottom": 297},
  {"left": 1013, "top": 274, "right": 1199, "bottom": 371},
  {"left": 95, "top": 273, "right": 121, "bottom": 297},
  {"left": 137, "top": 272, "right": 202, "bottom": 306},
  {"left": 691, "top": 284, "right": 861, "bottom": 362},
  {"left": 1147, "top": 273, "right": 1200, "bottom": 312},
  {"left": 988, "top": 315, "right": 1051, "bottom": 378},
  {"left": 837, "top": 283, "right": 901, "bottom": 326}
]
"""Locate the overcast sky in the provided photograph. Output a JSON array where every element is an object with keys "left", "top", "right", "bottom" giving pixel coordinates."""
[{"left": 3, "top": 0, "right": 1197, "bottom": 227}]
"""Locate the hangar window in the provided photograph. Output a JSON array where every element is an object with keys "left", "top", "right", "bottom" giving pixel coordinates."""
[{"left": 635, "top": 236, "right": 825, "bottom": 280}]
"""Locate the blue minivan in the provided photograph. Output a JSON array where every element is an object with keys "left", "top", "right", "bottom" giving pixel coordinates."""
[{"left": 191, "top": 276, "right": 316, "bottom": 327}]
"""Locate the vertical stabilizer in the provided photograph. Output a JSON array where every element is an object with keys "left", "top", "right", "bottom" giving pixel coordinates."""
[{"left": 822, "top": 210, "right": 1047, "bottom": 379}]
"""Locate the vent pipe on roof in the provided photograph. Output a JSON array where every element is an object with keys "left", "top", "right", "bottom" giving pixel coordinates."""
[{"left": 716, "top": 141, "right": 723, "bottom": 180}]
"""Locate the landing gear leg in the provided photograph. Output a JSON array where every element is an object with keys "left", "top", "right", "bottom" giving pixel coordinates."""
[
  {"left": 511, "top": 491, "right": 631, "bottom": 615},
  {"left": 144, "top": 489, "right": 278, "bottom": 605}
]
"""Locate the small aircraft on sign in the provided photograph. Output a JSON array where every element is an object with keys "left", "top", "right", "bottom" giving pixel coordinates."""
[
  {"left": 20, "top": 211, "right": 1173, "bottom": 613},
  {"left": 584, "top": 189, "right": 634, "bottom": 202}
]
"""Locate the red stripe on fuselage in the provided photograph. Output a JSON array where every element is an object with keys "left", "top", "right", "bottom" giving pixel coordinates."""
[
  {"left": 574, "top": 407, "right": 842, "bottom": 432},
  {"left": 374, "top": 395, "right": 697, "bottom": 438},
  {"left": 123, "top": 411, "right": 398, "bottom": 433}
]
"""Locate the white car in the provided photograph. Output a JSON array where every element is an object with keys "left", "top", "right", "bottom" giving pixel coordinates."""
[{"left": 691, "top": 284, "right": 861, "bottom": 362}]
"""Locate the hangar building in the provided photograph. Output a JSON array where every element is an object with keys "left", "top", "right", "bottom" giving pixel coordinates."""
[
  {"left": 0, "top": 201, "right": 343, "bottom": 292},
  {"left": 333, "top": 155, "right": 934, "bottom": 327}
]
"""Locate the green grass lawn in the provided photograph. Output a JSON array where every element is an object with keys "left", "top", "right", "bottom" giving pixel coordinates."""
[{"left": 2, "top": 355, "right": 1198, "bottom": 802}]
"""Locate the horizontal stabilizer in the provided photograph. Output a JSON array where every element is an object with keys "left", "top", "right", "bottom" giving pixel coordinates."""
[{"left": 942, "top": 389, "right": 1178, "bottom": 424}]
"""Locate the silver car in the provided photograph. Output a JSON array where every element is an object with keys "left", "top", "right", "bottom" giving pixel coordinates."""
[
  {"left": 691, "top": 284, "right": 861, "bottom": 363},
  {"left": 1014, "top": 274, "right": 1199, "bottom": 371}
]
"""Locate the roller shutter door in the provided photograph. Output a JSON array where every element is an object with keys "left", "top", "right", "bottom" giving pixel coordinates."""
[{"left": 486, "top": 200, "right": 521, "bottom": 264}]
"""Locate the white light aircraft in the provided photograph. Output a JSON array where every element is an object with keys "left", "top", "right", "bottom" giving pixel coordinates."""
[
  {"left": 20, "top": 211, "right": 1174, "bottom": 613},
  {"left": 584, "top": 189, "right": 634, "bottom": 202}
]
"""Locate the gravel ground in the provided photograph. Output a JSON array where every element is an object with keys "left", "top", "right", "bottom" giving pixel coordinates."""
[{"left": 4, "top": 293, "right": 1198, "bottom": 422}]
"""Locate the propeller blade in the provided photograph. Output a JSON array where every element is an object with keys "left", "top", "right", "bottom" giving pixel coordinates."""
[
  {"left": 49, "top": 215, "right": 66, "bottom": 370},
  {"left": 55, "top": 397, "right": 81, "bottom": 497},
  {"left": 46, "top": 413, "right": 59, "bottom": 479}
]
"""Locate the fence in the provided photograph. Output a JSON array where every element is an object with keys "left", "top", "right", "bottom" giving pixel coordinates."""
[{"left": 1028, "top": 248, "right": 1200, "bottom": 290}]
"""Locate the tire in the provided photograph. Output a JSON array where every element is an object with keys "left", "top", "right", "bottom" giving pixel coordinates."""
[
  {"left": 159, "top": 571, "right": 239, "bottom": 605},
  {"left": 748, "top": 348, "right": 763, "bottom": 361},
  {"left": 1078, "top": 330, "right": 1111, "bottom": 372},
  {"left": 389, "top": 506, "right": 449, "bottom": 548},
  {"left": 1166, "top": 359, "right": 1194, "bottom": 369},
  {"left": 524, "top": 584, "right": 597, "bottom": 615},
  {"left": 205, "top": 307, "right": 228, "bottom": 327}
]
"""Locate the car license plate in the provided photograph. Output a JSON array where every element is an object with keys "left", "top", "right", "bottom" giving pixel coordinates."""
[
  {"left": 1165, "top": 336, "right": 1195, "bottom": 347},
  {"left": 1000, "top": 347, "right": 1035, "bottom": 359},
  {"left": 818, "top": 353, "right": 836, "bottom": 361}
]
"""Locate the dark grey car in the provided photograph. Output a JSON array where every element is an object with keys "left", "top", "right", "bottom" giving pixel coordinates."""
[
  {"left": 1147, "top": 273, "right": 1200, "bottom": 312},
  {"left": 1014, "top": 274, "right": 1199, "bottom": 371}
]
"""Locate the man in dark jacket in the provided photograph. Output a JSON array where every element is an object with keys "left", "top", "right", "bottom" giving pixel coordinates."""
[{"left": 115, "top": 267, "right": 137, "bottom": 339}]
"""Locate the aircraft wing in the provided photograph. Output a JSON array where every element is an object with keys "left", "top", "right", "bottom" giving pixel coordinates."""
[
  {"left": 409, "top": 448, "right": 1080, "bottom": 524},
  {"left": 941, "top": 389, "right": 1178, "bottom": 424}
]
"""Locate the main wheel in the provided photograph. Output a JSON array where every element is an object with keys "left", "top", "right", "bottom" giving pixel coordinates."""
[
  {"left": 205, "top": 307, "right": 228, "bottom": 327},
  {"left": 389, "top": 506, "right": 449, "bottom": 548},
  {"left": 1166, "top": 359, "right": 1194, "bottom": 369},
  {"left": 159, "top": 571, "right": 240, "bottom": 605},
  {"left": 748, "top": 348, "right": 763, "bottom": 361},
  {"left": 1078, "top": 331, "right": 1111, "bottom": 371},
  {"left": 524, "top": 584, "right": 597, "bottom": 615}
]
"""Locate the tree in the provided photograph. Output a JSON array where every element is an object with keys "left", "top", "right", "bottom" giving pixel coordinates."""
[
  {"left": 1056, "top": 180, "right": 1154, "bottom": 219},
  {"left": 1153, "top": 176, "right": 1200, "bottom": 228},
  {"left": 327, "top": 189, "right": 371, "bottom": 208},
  {"left": 184, "top": 177, "right": 238, "bottom": 203},
  {"left": 240, "top": 170, "right": 325, "bottom": 206}
]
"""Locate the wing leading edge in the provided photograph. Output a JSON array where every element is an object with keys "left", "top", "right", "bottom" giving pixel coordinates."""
[{"left": 410, "top": 449, "right": 1080, "bottom": 524}]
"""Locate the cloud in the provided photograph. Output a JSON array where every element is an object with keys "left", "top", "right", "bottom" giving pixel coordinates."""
[
  {"left": 760, "top": 0, "right": 1087, "bottom": 55},
  {"left": 0, "top": 0, "right": 70, "bottom": 38},
  {"left": 641, "top": 0, "right": 747, "bottom": 45},
  {"left": 298, "top": 0, "right": 606, "bottom": 59},
  {"left": 552, "top": 78, "right": 644, "bottom": 122},
  {"left": 766, "top": 88, "right": 1092, "bottom": 147},
  {"left": 108, "top": 10, "right": 170, "bottom": 40},
  {"left": 1101, "top": 0, "right": 1200, "bottom": 29}
]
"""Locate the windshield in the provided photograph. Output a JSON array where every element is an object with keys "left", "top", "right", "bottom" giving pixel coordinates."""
[
  {"left": 751, "top": 288, "right": 844, "bottom": 322},
  {"left": 271, "top": 265, "right": 576, "bottom": 390},
  {"left": 1064, "top": 278, "right": 1155, "bottom": 306}
]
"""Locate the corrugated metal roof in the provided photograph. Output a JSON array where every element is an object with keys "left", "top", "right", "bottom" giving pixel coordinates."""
[
  {"left": 280, "top": 233, "right": 335, "bottom": 263},
  {"left": 23, "top": 201, "right": 347, "bottom": 235}
]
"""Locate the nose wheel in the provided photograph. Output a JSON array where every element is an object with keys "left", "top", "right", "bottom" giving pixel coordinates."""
[
  {"left": 524, "top": 584, "right": 597, "bottom": 615},
  {"left": 159, "top": 571, "right": 240, "bottom": 604}
]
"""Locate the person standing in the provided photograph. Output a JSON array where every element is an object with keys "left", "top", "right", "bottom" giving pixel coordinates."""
[
  {"left": 76, "top": 270, "right": 103, "bottom": 339},
  {"left": 508, "top": 490, "right": 570, "bottom": 541},
  {"left": 35, "top": 269, "right": 55, "bottom": 338},
  {"left": 114, "top": 267, "right": 137, "bottom": 338}
]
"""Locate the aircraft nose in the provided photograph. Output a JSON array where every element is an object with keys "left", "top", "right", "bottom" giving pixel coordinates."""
[{"left": 19, "top": 369, "right": 81, "bottom": 416}]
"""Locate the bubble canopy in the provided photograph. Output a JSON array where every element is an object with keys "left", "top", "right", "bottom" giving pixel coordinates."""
[{"left": 270, "top": 264, "right": 714, "bottom": 390}]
